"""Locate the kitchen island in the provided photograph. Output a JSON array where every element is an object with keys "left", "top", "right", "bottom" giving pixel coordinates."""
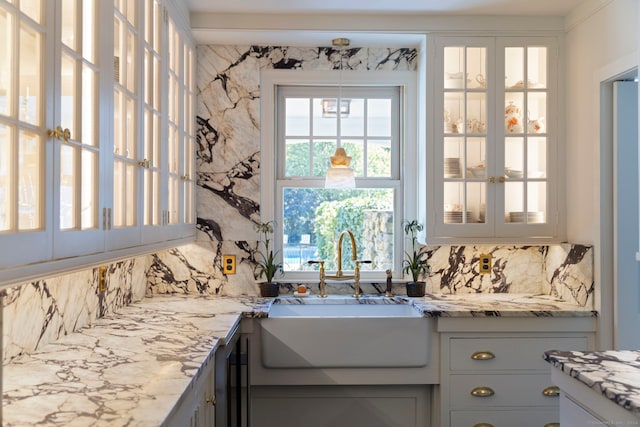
[{"left": 544, "top": 350, "right": 640, "bottom": 425}]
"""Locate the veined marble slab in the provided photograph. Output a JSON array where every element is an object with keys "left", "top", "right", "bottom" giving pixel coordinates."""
[
  {"left": 544, "top": 350, "right": 640, "bottom": 416},
  {"left": 271, "top": 293, "right": 596, "bottom": 318},
  {"left": 2, "top": 295, "right": 266, "bottom": 427}
]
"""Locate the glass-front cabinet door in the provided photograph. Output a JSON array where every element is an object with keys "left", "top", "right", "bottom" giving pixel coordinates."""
[{"left": 431, "top": 36, "right": 558, "bottom": 242}]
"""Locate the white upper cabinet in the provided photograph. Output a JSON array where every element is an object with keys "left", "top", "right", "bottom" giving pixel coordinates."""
[
  {"left": 0, "top": 0, "right": 195, "bottom": 276},
  {"left": 429, "top": 36, "right": 560, "bottom": 243}
]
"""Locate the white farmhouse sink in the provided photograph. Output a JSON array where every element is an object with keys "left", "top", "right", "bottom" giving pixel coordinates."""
[
  {"left": 260, "top": 299, "right": 430, "bottom": 368},
  {"left": 268, "top": 302, "right": 421, "bottom": 318}
]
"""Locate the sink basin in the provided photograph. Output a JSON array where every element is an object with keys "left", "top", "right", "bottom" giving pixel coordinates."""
[
  {"left": 268, "top": 302, "right": 421, "bottom": 318},
  {"left": 260, "top": 298, "right": 430, "bottom": 368}
]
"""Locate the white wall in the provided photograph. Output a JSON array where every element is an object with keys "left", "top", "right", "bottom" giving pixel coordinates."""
[
  {"left": 565, "top": 0, "right": 638, "bottom": 349},
  {"left": 565, "top": 0, "right": 638, "bottom": 244}
]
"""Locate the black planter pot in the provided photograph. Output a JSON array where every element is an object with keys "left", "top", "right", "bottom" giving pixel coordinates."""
[
  {"left": 406, "top": 281, "right": 426, "bottom": 297},
  {"left": 259, "top": 282, "right": 280, "bottom": 297}
]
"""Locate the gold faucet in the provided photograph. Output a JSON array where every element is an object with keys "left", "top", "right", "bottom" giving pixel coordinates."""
[{"left": 308, "top": 230, "right": 371, "bottom": 298}]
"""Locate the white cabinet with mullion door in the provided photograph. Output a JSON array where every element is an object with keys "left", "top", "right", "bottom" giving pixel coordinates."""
[
  {"left": 163, "top": 14, "right": 196, "bottom": 243},
  {"left": 428, "top": 35, "right": 560, "bottom": 243},
  {"left": 0, "top": 0, "right": 105, "bottom": 269},
  {"left": 53, "top": 0, "right": 106, "bottom": 259},
  {"left": 109, "top": 0, "right": 195, "bottom": 250}
]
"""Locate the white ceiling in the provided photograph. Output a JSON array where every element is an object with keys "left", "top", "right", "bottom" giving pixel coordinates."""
[
  {"left": 188, "top": 0, "right": 588, "bottom": 46},
  {"left": 187, "top": 0, "right": 586, "bottom": 16}
]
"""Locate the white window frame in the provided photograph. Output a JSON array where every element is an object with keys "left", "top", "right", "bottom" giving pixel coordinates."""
[{"left": 260, "top": 70, "right": 418, "bottom": 282}]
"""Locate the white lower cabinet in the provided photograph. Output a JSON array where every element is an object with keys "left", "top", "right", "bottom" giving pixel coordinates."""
[
  {"left": 164, "top": 358, "right": 216, "bottom": 427},
  {"left": 251, "top": 385, "right": 431, "bottom": 427},
  {"left": 439, "top": 317, "right": 595, "bottom": 427}
]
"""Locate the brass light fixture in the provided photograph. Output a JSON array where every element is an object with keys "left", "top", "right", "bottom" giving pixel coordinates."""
[{"left": 324, "top": 38, "right": 356, "bottom": 189}]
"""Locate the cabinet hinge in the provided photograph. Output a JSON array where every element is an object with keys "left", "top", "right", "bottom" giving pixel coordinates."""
[{"left": 102, "top": 208, "right": 112, "bottom": 230}]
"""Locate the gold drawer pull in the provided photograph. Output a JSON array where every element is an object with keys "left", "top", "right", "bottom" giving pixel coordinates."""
[
  {"left": 542, "top": 386, "right": 560, "bottom": 397},
  {"left": 470, "top": 386, "right": 495, "bottom": 397},
  {"left": 206, "top": 395, "right": 216, "bottom": 406},
  {"left": 471, "top": 351, "right": 495, "bottom": 360},
  {"left": 474, "top": 424, "right": 494, "bottom": 427},
  {"left": 544, "top": 424, "right": 559, "bottom": 427}
]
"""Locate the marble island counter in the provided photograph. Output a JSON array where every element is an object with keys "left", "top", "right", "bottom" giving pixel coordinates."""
[
  {"left": 544, "top": 350, "right": 640, "bottom": 422},
  {"left": 3, "top": 293, "right": 596, "bottom": 426}
]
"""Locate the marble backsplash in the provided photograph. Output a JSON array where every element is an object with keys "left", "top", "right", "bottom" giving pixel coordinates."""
[{"left": 1, "top": 241, "right": 593, "bottom": 364}]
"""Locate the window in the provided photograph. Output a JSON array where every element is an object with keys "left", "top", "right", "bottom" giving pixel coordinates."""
[{"left": 261, "top": 70, "right": 418, "bottom": 282}]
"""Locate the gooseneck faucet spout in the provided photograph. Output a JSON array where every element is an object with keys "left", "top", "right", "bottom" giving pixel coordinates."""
[{"left": 335, "top": 230, "right": 357, "bottom": 278}]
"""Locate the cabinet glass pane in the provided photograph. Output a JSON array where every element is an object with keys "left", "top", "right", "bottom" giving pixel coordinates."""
[
  {"left": 19, "top": 22, "right": 40, "bottom": 126},
  {"left": 444, "top": 92, "right": 465, "bottom": 134},
  {"left": 527, "top": 92, "right": 547, "bottom": 133},
  {"left": 81, "top": 149, "right": 95, "bottom": 229},
  {"left": 444, "top": 47, "right": 464, "bottom": 89},
  {"left": 113, "top": 160, "right": 124, "bottom": 227},
  {"left": 505, "top": 137, "right": 524, "bottom": 177},
  {"left": 125, "top": 29, "right": 136, "bottom": 93},
  {"left": 505, "top": 182, "right": 524, "bottom": 223},
  {"left": 528, "top": 182, "right": 547, "bottom": 223},
  {"left": 82, "top": 0, "right": 95, "bottom": 62},
  {"left": 0, "top": 10, "right": 12, "bottom": 117},
  {"left": 467, "top": 182, "right": 486, "bottom": 224},
  {"left": 19, "top": 0, "right": 41, "bottom": 24},
  {"left": 444, "top": 138, "right": 463, "bottom": 178},
  {"left": 61, "top": 0, "right": 77, "bottom": 50},
  {"left": 467, "top": 47, "right": 487, "bottom": 89},
  {"left": 18, "top": 130, "right": 40, "bottom": 230},
  {"left": 126, "top": 163, "right": 135, "bottom": 226},
  {"left": 466, "top": 92, "right": 486, "bottom": 134},
  {"left": 168, "top": 176, "right": 178, "bottom": 224},
  {"left": 60, "top": 53, "right": 76, "bottom": 135},
  {"left": 0, "top": 124, "right": 11, "bottom": 231},
  {"left": 81, "top": 64, "right": 95, "bottom": 146},
  {"left": 125, "top": 97, "right": 135, "bottom": 159},
  {"left": 528, "top": 137, "right": 547, "bottom": 178},
  {"left": 528, "top": 46, "right": 547, "bottom": 89},
  {"left": 504, "top": 93, "right": 524, "bottom": 134},
  {"left": 466, "top": 137, "right": 486, "bottom": 178},
  {"left": 505, "top": 47, "right": 524, "bottom": 89},
  {"left": 443, "top": 182, "right": 479, "bottom": 224},
  {"left": 60, "top": 144, "right": 76, "bottom": 229}
]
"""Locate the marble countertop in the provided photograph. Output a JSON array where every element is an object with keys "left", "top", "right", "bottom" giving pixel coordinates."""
[
  {"left": 544, "top": 350, "right": 640, "bottom": 416},
  {"left": 273, "top": 293, "right": 597, "bottom": 318},
  {"left": 3, "top": 293, "right": 595, "bottom": 426},
  {"left": 2, "top": 295, "right": 268, "bottom": 427}
]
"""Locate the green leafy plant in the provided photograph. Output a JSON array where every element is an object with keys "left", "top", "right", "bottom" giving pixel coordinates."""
[
  {"left": 402, "top": 220, "right": 430, "bottom": 282},
  {"left": 254, "top": 221, "right": 283, "bottom": 283}
]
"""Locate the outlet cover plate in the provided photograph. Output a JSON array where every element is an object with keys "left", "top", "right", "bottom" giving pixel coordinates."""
[
  {"left": 223, "top": 255, "right": 236, "bottom": 274},
  {"left": 479, "top": 254, "right": 492, "bottom": 274}
]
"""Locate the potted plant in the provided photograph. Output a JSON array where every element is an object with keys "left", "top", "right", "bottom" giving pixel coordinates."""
[
  {"left": 254, "top": 220, "right": 283, "bottom": 297},
  {"left": 402, "top": 220, "right": 430, "bottom": 297}
]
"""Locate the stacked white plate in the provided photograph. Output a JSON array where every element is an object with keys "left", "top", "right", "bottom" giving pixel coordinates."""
[
  {"left": 444, "top": 158, "right": 461, "bottom": 178},
  {"left": 509, "top": 211, "right": 545, "bottom": 224},
  {"left": 444, "top": 211, "right": 473, "bottom": 223}
]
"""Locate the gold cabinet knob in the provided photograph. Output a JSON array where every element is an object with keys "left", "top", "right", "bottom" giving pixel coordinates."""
[
  {"left": 137, "top": 159, "right": 150, "bottom": 168},
  {"left": 498, "top": 176, "right": 506, "bottom": 183},
  {"left": 470, "top": 386, "right": 495, "bottom": 397},
  {"left": 488, "top": 176, "right": 496, "bottom": 183},
  {"left": 474, "top": 424, "right": 495, "bottom": 427},
  {"left": 471, "top": 351, "right": 495, "bottom": 361},
  {"left": 206, "top": 395, "right": 216, "bottom": 406},
  {"left": 542, "top": 386, "right": 560, "bottom": 397},
  {"left": 47, "top": 125, "right": 71, "bottom": 143}
]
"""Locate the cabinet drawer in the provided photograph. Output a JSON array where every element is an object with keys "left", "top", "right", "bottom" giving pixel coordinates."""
[
  {"left": 450, "top": 373, "right": 559, "bottom": 408},
  {"left": 450, "top": 408, "right": 559, "bottom": 427},
  {"left": 450, "top": 337, "right": 587, "bottom": 371}
]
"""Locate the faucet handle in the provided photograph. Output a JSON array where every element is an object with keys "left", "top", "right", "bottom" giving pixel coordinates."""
[{"left": 307, "top": 260, "right": 324, "bottom": 265}]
